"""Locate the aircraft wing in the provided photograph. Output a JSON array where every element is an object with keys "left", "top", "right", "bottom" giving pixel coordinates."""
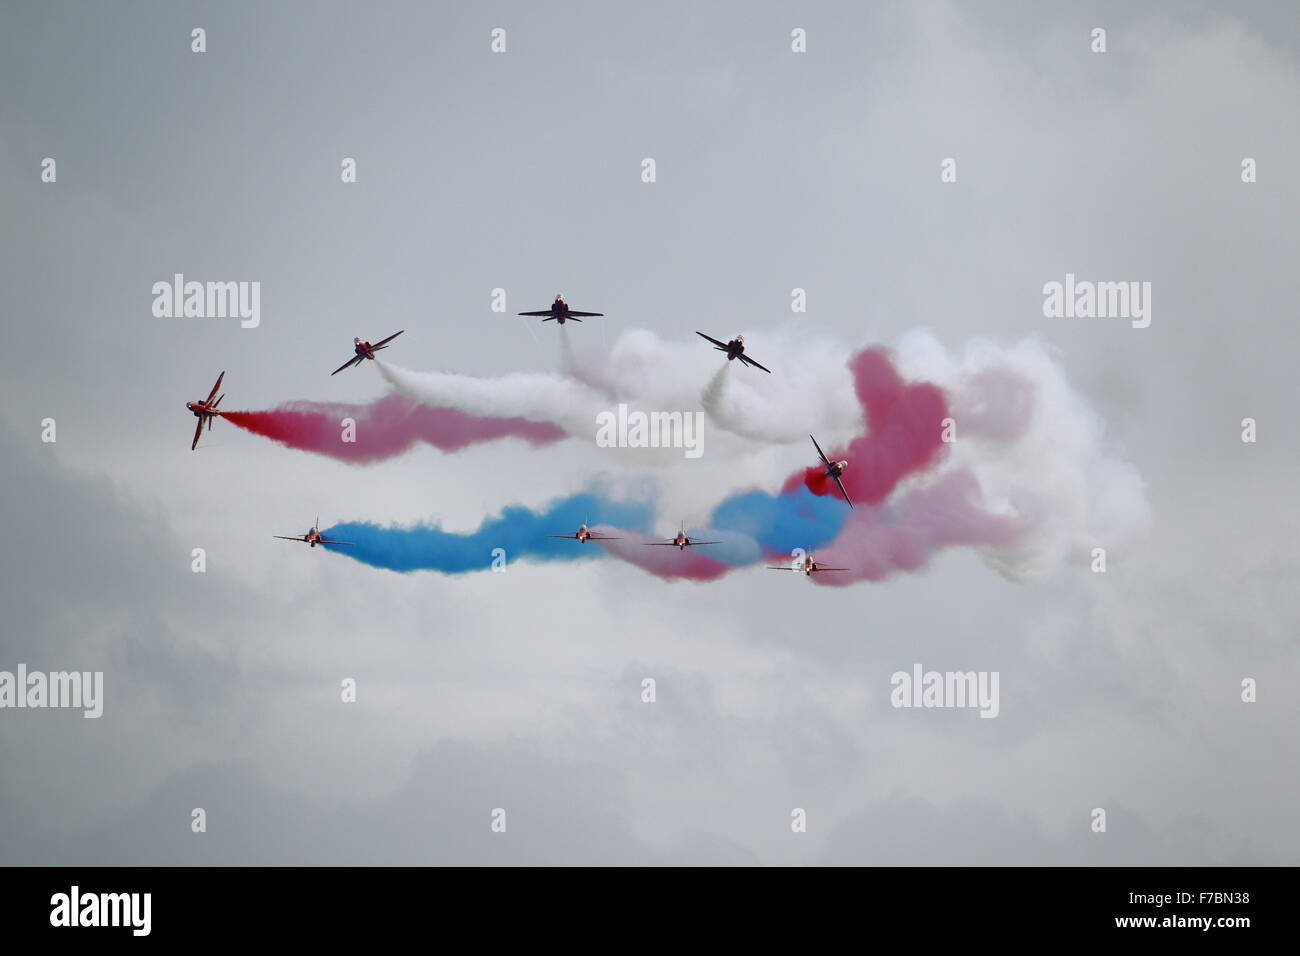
[
  {"left": 832, "top": 475, "right": 854, "bottom": 509},
  {"left": 191, "top": 419, "right": 204, "bottom": 451},
  {"left": 688, "top": 541, "right": 720, "bottom": 546},
  {"left": 518, "top": 310, "right": 553, "bottom": 317},
  {"left": 809, "top": 434, "right": 832, "bottom": 466},
  {"left": 567, "top": 311, "right": 603, "bottom": 317},
  {"left": 767, "top": 565, "right": 800, "bottom": 570},
  {"left": 546, "top": 534, "right": 578, "bottom": 539},
  {"left": 273, "top": 536, "right": 305, "bottom": 542},
  {"left": 695, "top": 331, "right": 729, "bottom": 349},
  {"left": 319, "top": 538, "right": 354, "bottom": 546},
  {"left": 372, "top": 330, "right": 404, "bottom": 348},
  {"left": 588, "top": 534, "right": 622, "bottom": 540},
  {"left": 811, "top": 567, "right": 849, "bottom": 572},
  {"left": 644, "top": 542, "right": 679, "bottom": 546},
  {"left": 739, "top": 354, "right": 772, "bottom": 374},
  {"left": 331, "top": 355, "right": 362, "bottom": 376},
  {"left": 205, "top": 371, "right": 225, "bottom": 404}
]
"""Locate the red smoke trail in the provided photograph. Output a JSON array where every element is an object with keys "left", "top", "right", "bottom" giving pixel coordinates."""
[
  {"left": 223, "top": 393, "right": 565, "bottom": 463},
  {"left": 598, "top": 533, "right": 734, "bottom": 581},
  {"left": 810, "top": 471, "right": 1025, "bottom": 586},
  {"left": 781, "top": 347, "right": 949, "bottom": 506},
  {"left": 591, "top": 347, "right": 964, "bottom": 583}
]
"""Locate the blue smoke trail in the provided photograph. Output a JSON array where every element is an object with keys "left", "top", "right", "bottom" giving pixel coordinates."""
[
  {"left": 709, "top": 485, "right": 848, "bottom": 553},
  {"left": 322, "top": 485, "right": 853, "bottom": 575},
  {"left": 322, "top": 492, "right": 653, "bottom": 573}
]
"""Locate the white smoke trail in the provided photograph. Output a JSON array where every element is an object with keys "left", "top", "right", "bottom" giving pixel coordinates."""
[
  {"left": 892, "top": 331, "right": 1151, "bottom": 580},
  {"left": 696, "top": 332, "right": 862, "bottom": 443},
  {"left": 384, "top": 327, "right": 864, "bottom": 447},
  {"left": 376, "top": 362, "right": 605, "bottom": 436},
  {"left": 378, "top": 327, "right": 1149, "bottom": 583}
]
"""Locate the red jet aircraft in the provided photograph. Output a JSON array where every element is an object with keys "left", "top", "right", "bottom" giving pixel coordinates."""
[
  {"left": 767, "top": 551, "right": 850, "bottom": 576},
  {"left": 332, "top": 331, "right": 404, "bottom": 375},
  {"left": 644, "top": 522, "right": 720, "bottom": 551},
  {"left": 274, "top": 517, "right": 353, "bottom": 548},
  {"left": 518, "top": 294, "right": 604, "bottom": 325},
  {"left": 810, "top": 434, "right": 853, "bottom": 508},
  {"left": 186, "top": 371, "right": 225, "bottom": 451},
  {"left": 695, "top": 332, "right": 772, "bottom": 373},
  {"left": 547, "top": 523, "right": 622, "bottom": 544}
]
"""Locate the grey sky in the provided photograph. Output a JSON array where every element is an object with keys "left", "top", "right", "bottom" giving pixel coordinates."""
[{"left": 1, "top": 0, "right": 1297, "bottom": 864}]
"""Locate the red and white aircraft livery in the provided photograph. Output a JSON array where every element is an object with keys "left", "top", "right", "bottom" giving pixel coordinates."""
[
  {"left": 810, "top": 434, "right": 853, "bottom": 509},
  {"left": 695, "top": 331, "right": 772, "bottom": 373},
  {"left": 767, "top": 551, "right": 850, "bottom": 576},
  {"left": 546, "top": 522, "right": 621, "bottom": 546},
  {"left": 644, "top": 522, "right": 720, "bottom": 552},
  {"left": 518, "top": 294, "right": 604, "bottom": 325},
  {"left": 332, "top": 330, "right": 404, "bottom": 375},
  {"left": 547, "top": 523, "right": 622, "bottom": 544},
  {"left": 274, "top": 517, "right": 354, "bottom": 549},
  {"left": 186, "top": 371, "right": 226, "bottom": 451}
]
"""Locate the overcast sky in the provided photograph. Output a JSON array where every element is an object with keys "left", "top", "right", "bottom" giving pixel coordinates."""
[{"left": 1, "top": 0, "right": 1297, "bottom": 865}]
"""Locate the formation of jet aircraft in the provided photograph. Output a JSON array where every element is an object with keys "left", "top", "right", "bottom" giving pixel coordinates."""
[{"left": 187, "top": 292, "right": 853, "bottom": 570}]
